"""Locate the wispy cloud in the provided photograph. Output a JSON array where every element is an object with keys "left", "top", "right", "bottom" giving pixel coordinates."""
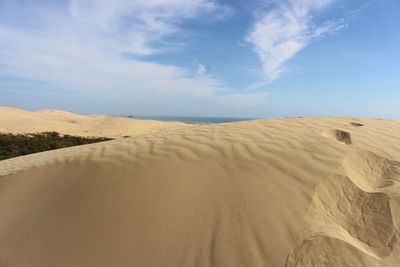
[
  {"left": 196, "top": 63, "right": 207, "bottom": 76},
  {"left": 66, "top": 0, "right": 232, "bottom": 55},
  {"left": 246, "top": 0, "right": 345, "bottom": 82},
  {"left": 0, "top": 0, "right": 267, "bottom": 111}
]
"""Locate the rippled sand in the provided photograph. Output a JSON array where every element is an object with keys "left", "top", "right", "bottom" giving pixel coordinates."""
[{"left": 1, "top": 115, "right": 400, "bottom": 266}]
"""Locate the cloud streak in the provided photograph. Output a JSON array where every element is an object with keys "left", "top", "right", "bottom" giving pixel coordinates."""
[
  {"left": 246, "top": 0, "right": 345, "bottom": 82},
  {"left": 67, "top": 0, "right": 232, "bottom": 55}
]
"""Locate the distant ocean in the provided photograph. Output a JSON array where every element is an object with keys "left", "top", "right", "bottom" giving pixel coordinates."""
[{"left": 127, "top": 115, "right": 256, "bottom": 124}]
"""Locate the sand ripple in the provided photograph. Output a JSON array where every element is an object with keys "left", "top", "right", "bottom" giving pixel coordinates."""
[{"left": 0, "top": 117, "right": 400, "bottom": 266}]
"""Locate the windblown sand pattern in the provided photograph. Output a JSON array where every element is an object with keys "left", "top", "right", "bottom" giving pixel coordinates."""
[{"left": 0, "top": 115, "right": 400, "bottom": 266}]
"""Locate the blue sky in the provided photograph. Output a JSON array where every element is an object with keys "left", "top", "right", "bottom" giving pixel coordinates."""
[{"left": 0, "top": 0, "right": 399, "bottom": 119}]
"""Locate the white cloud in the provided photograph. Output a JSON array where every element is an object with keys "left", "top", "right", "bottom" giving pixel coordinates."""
[
  {"left": 196, "top": 63, "right": 207, "bottom": 76},
  {"left": 65, "top": 0, "right": 233, "bottom": 55},
  {"left": 246, "top": 0, "right": 345, "bottom": 82},
  {"left": 0, "top": 0, "right": 267, "bottom": 111}
]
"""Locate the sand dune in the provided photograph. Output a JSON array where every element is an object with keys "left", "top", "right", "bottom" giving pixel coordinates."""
[
  {"left": 1, "top": 116, "right": 400, "bottom": 266},
  {"left": 0, "top": 106, "right": 190, "bottom": 138}
]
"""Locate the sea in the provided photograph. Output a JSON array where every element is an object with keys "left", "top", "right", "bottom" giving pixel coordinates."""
[{"left": 127, "top": 115, "right": 256, "bottom": 124}]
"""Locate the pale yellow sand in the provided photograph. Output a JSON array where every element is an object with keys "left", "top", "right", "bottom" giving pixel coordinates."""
[
  {"left": 0, "top": 106, "right": 190, "bottom": 138},
  {"left": 1, "top": 116, "right": 400, "bottom": 266}
]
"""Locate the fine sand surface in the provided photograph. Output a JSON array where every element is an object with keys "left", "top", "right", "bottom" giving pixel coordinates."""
[
  {"left": 0, "top": 106, "right": 190, "bottom": 138},
  {"left": 1, "top": 116, "right": 400, "bottom": 266}
]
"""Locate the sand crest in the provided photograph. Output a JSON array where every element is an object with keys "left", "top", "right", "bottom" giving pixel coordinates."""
[{"left": 0, "top": 106, "right": 190, "bottom": 138}]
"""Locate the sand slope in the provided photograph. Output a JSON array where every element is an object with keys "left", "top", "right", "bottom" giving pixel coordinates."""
[
  {"left": 1, "top": 117, "right": 400, "bottom": 266},
  {"left": 0, "top": 106, "right": 190, "bottom": 138}
]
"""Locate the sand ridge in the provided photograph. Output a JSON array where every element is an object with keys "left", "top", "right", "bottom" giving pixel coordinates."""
[
  {"left": 0, "top": 116, "right": 400, "bottom": 266},
  {"left": 0, "top": 106, "right": 191, "bottom": 138}
]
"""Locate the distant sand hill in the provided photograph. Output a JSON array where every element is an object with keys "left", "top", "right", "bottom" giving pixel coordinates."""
[
  {"left": 0, "top": 106, "right": 190, "bottom": 138},
  {"left": 1, "top": 112, "right": 400, "bottom": 266}
]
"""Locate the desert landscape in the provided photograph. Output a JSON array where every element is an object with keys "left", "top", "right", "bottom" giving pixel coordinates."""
[
  {"left": 1, "top": 0, "right": 399, "bottom": 266},
  {"left": 1, "top": 107, "right": 400, "bottom": 266}
]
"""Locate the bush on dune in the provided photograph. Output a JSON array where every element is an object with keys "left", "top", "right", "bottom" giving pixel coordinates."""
[{"left": 0, "top": 132, "right": 112, "bottom": 160}]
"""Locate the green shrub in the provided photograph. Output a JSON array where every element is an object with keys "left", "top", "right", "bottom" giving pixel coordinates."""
[{"left": 0, "top": 132, "right": 112, "bottom": 160}]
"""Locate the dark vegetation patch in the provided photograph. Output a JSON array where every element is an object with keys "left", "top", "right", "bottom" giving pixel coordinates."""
[
  {"left": 350, "top": 122, "right": 364, "bottom": 127},
  {"left": 0, "top": 132, "right": 112, "bottom": 160}
]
